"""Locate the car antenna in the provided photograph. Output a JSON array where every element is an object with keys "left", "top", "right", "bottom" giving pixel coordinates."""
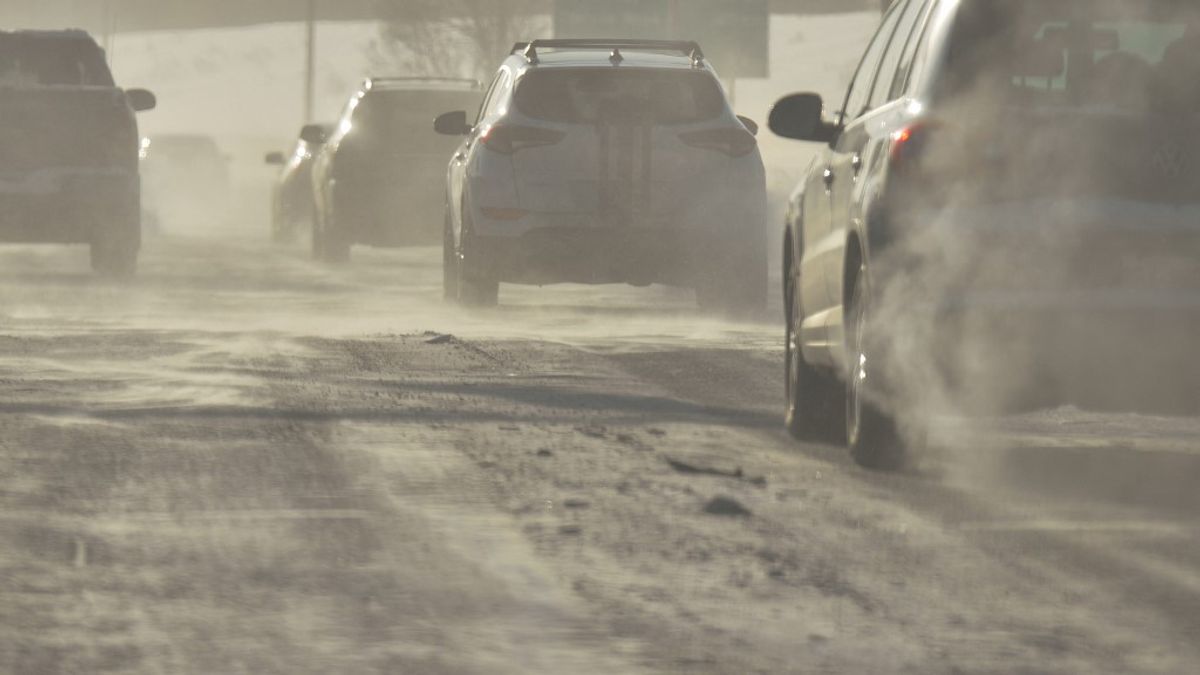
[
  {"left": 523, "top": 43, "right": 539, "bottom": 64},
  {"left": 610, "top": 48, "right": 624, "bottom": 65}
]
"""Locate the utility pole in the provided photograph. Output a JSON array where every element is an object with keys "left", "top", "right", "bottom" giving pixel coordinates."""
[{"left": 304, "top": 0, "right": 317, "bottom": 123}]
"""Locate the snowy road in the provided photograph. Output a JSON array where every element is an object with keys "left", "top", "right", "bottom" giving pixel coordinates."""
[{"left": 1, "top": 234, "right": 1198, "bottom": 673}]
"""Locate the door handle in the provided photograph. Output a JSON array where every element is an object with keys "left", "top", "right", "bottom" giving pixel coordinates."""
[
  {"left": 851, "top": 153, "right": 863, "bottom": 174},
  {"left": 822, "top": 168, "right": 834, "bottom": 188},
  {"left": 454, "top": 151, "right": 466, "bottom": 161}
]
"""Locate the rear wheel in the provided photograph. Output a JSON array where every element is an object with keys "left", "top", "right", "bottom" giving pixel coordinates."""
[
  {"left": 442, "top": 211, "right": 459, "bottom": 302},
  {"left": 785, "top": 273, "right": 845, "bottom": 442},
  {"left": 696, "top": 238, "right": 767, "bottom": 318},
  {"left": 456, "top": 210, "right": 498, "bottom": 308},
  {"left": 310, "top": 203, "right": 325, "bottom": 260},
  {"left": 321, "top": 210, "right": 351, "bottom": 263},
  {"left": 91, "top": 229, "right": 139, "bottom": 279},
  {"left": 845, "top": 264, "right": 908, "bottom": 470},
  {"left": 313, "top": 189, "right": 351, "bottom": 263}
]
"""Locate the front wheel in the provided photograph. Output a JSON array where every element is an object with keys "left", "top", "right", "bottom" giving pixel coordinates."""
[{"left": 845, "top": 264, "right": 908, "bottom": 470}]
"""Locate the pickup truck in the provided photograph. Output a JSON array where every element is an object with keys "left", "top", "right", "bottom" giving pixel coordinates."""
[{"left": 0, "top": 30, "right": 156, "bottom": 277}]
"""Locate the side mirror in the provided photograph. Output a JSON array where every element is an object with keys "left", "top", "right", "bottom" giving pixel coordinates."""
[
  {"left": 736, "top": 115, "right": 759, "bottom": 136},
  {"left": 434, "top": 110, "right": 471, "bottom": 136},
  {"left": 265, "top": 151, "right": 286, "bottom": 166},
  {"left": 769, "top": 93, "right": 837, "bottom": 143},
  {"left": 126, "top": 88, "right": 157, "bottom": 112},
  {"left": 299, "top": 124, "right": 328, "bottom": 145}
]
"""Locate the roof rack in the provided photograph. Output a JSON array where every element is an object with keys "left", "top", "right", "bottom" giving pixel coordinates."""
[
  {"left": 364, "top": 76, "right": 482, "bottom": 90},
  {"left": 511, "top": 39, "right": 705, "bottom": 67}
]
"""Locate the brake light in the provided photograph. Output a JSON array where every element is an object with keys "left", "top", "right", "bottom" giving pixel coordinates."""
[
  {"left": 479, "top": 124, "right": 565, "bottom": 154},
  {"left": 889, "top": 121, "right": 940, "bottom": 170},
  {"left": 679, "top": 127, "right": 757, "bottom": 157}
]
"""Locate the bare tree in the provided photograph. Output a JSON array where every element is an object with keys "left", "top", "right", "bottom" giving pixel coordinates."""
[{"left": 371, "top": 0, "right": 548, "bottom": 79}]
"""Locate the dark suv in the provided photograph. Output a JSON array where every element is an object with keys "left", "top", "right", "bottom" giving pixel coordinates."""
[
  {"left": 0, "top": 30, "right": 155, "bottom": 276},
  {"left": 310, "top": 77, "right": 483, "bottom": 261},
  {"left": 771, "top": 0, "right": 1200, "bottom": 467}
]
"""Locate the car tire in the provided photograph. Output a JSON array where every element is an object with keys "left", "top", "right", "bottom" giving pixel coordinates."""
[
  {"left": 845, "top": 263, "right": 908, "bottom": 470},
  {"left": 785, "top": 272, "right": 846, "bottom": 442},
  {"left": 310, "top": 203, "right": 325, "bottom": 260},
  {"left": 91, "top": 232, "right": 138, "bottom": 279},
  {"left": 455, "top": 211, "right": 498, "bottom": 307},
  {"left": 697, "top": 240, "right": 767, "bottom": 318},
  {"left": 442, "top": 211, "right": 460, "bottom": 302},
  {"left": 321, "top": 208, "right": 351, "bottom": 263}
]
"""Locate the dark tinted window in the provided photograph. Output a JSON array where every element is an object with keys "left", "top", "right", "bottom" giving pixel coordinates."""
[
  {"left": 0, "top": 35, "right": 113, "bottom": 87},
  {"left": 354, "top": 90, "right": 483, "bottom": 152},
  {"left": 945, "top": 0, "right": 1200, "bottom": 111},
  {"left": 841, "top": 0, "right": 907, "bottom": 121},
  {"left": 870, "top": 0, "right": 929, "bottom": 107},
  {"left": 888, "top": 0, "right": 936, "bottom": 100},
  {"left": 515, "top": 69, "right": 726, "bottom": 124}
]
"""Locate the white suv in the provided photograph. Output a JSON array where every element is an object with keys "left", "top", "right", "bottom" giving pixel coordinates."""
[{"left": 435, "top": 39, "right": 767, "bottom": 312}]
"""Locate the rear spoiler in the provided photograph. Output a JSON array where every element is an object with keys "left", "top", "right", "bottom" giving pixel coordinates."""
[{"left": 512, "top": 39, "right": 705, "bottom": 67}]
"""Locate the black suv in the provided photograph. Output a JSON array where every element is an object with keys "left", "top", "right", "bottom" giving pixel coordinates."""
[
  {"left": 310, "top": 78, "right": 482, "bottom": 261},
  {"left": 0, "top": 30, "right": 155, "bottom": 276},
  {"left": 771, "top": 0, "right": 1200, "bottom": 468}
]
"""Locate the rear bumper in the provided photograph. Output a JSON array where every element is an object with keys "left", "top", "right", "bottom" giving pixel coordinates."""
[
  {"left": 467, "top": 226, "right": 747, "bottom": 286},
  {"left": 0, "top": 168, "right": 139, "bottom": 243}
]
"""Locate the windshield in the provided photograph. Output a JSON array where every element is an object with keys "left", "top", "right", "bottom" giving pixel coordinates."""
[
  {"left": 945, "top": 0, "right": 1200, "bottom": 111},
  {"left": 0, "top": 35, "right": 114, "bottom": 87},
  {"left": 514, "top": 68, "right": 727, "bottom": 124}
]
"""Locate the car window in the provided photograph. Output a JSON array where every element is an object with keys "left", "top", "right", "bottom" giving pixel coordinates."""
[
  {"left": 869, "top": 0, "right": 928, "bottom": 108},
  {"left": 883, "top": 0, "right": 936, "bottom": 102},
  {"left": 945, "top": 0, "right": 1200, "bottom": 112},
  {"left": 840, "top": 0, "right": 908, "bottom": 123},
  {"left": 514, "top": 69, "right": 726, "bottom": 124},
  {"left": 892, "top": 0, "right": 936, "bottom": 98},
  {"left": 483, "top": 70, "right": 513, "bottom": 119},
  {"left": 475, "top": 71, "right": 506, "bottom": 124},
  {"left": 0, "top": 36, "right": 114, "bottom": 87}
]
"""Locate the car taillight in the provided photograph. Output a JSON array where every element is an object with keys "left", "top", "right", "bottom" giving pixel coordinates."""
[
  {"left": 889, "top": 121, "right": 941, "bottom": 171},
  {"left": 479, "top": 124, "right": 565, "bottom": 154},
  {"left": 679, "top": 126, "right": 757, "bottom": 157}
]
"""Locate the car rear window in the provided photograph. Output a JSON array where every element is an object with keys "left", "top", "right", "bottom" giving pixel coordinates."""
[
  {"left": 514, "top": 69, "right": 726, "bottom": 124},
  {"left": 944, "top": 0, "right": 1200, "bottom": 112},
  {"left": 0, "top": 36, "right": 114, "bottom": 87},
  {"left": 356, "top": 90, "right": 482, "bottom": 152}
]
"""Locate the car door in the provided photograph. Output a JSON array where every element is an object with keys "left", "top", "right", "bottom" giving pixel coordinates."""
[{"left": 801, "top": 2, "right": 903, "bottom": 365}]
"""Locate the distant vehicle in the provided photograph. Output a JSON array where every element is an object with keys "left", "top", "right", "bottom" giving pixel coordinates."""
[
  {"left": 266, "top": 123, "right": 330, "bottom": 243},
  {"left": 310, "top": 77, "right": 484, "bottom": 261},
  {"left": 140, "top": 133, "right": 230, "bottom": 230},
  {"left": 0, "top": 30, "right": 155, "bottom": 276},
  {"left": 435, "top": 39, "right": 767, "bottom": 311},
  {"left": 771, "top": 0, "right": 1200, "bottom": 468}
]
